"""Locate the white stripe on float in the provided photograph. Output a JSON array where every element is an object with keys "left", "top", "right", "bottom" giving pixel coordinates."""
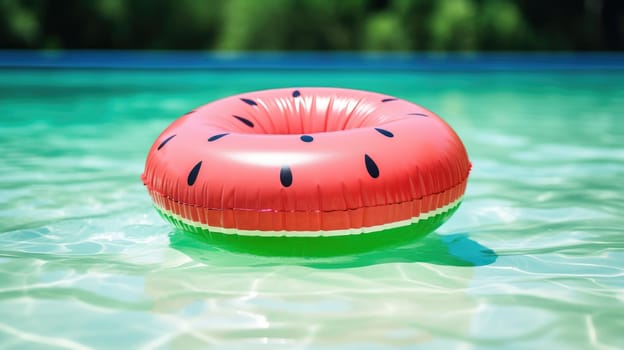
[{"left": 158, "top": 196, "right": 462, "bottom": 238}]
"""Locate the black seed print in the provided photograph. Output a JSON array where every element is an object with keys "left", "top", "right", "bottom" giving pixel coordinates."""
[
  {"left": 364, "top": 154, "right": 380, "bottom": 179},
  {"left": 157, "top": 134, "right": 176, "bottom": 150},
  {"left": 208, "top": 133, "right": 229, "bottom": 142},
  {"left": 240, "top": 98, "right": 257, "bottom": 106},
  {"left": 408, "top": 113, "right": 428, "bottom": 117},
  {"left": 300, "top": 135, "right": 314, "bottom": 142},
  {"left": 280, "top": 166, "right": 293, "bottom": 187},
  {"left": 374, "top": 128, "right": 394, "bottom": 138},
  {"left": 381, "top": 98, "right": 398, "bottom": 102},
  {"left": 184, "top": 110, "right": 196, "bottom": 116},
  {"left": 292, "top": 90, "right": 301, "bottom": 97},
  {"left": 187, "top": 161, "right": 202, "bottom": 186},
  {"left": 233, "top": 115, "right": 254, "bottom": 128}
]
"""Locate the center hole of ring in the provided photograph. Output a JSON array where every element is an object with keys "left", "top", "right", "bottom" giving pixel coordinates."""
[{"left": 229, "top": 94, "right": 403, "bottom": 135}]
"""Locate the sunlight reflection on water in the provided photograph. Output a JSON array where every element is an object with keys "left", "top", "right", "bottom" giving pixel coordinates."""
[{"left": 1, "top": 68, "right": 623, "bottom": 349}]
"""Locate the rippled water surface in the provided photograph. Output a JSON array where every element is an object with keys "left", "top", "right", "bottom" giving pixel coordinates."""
[{"left": 1, "top": 68, "right": 623, "bottom": 349}]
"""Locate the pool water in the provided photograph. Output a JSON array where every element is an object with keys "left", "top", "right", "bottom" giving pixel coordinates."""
[{"left": 1, "top": 67, "right": 623, "bottom": 349}]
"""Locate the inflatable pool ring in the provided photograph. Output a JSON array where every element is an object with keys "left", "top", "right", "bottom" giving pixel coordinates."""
[{"left": 142, "top": 88, "right": 471, "bottom": 256}]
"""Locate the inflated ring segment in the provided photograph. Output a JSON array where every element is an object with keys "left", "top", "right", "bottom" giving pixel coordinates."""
[{"left": 142, "top": 87, "right": 471, "bottom": 256}]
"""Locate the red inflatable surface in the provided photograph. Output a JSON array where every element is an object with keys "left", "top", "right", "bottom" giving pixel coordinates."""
[{"left": 143, "top": 87, "right": 470, "bottom": 242}]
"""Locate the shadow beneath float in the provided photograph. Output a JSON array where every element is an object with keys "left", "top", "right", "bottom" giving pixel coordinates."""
[{"left": 169, "top": 230, "right": 497, "bottom": 269}]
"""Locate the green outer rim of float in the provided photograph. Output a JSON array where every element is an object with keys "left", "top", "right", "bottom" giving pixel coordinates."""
[{"left": 155, "top": 202, "right": 462, "bottom": 257}]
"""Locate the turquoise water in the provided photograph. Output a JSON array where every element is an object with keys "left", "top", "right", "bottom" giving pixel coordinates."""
[{"left": 1, "top": 68, "right": 623, "bottom": 349}]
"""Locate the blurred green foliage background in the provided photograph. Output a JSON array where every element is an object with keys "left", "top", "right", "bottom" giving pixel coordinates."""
[{"left": 1, "top": 0, "right": 622, "bottom": 51}]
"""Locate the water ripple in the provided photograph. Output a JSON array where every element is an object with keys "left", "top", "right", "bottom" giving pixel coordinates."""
[{"left": 1, "top": 70, "right": 623, "bottom": 349}]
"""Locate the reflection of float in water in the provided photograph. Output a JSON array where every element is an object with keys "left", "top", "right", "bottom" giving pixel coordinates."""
[{"left": 143, "top": 231, "right": 496, "bottom": 348}]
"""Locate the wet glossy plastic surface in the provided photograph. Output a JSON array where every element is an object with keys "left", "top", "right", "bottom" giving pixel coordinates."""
[{"left": 142, "top": 88, "right": 470, "bottom": 234}]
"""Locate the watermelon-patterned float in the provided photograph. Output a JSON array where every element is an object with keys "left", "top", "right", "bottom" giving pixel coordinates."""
[{"left": 142, "top": 88, "right": 471, "bottom": 256}]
